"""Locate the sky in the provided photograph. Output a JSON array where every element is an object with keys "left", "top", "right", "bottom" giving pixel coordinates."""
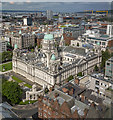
[
  {"left": 1, "top": 0, "right": 113, "bottom": 2},
  {"left": 1, "top": 2, "right": 111, "bottom": 13}
]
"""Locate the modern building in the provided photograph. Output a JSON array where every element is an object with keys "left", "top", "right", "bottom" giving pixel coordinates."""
[
  {"left": 83, "top": 29, "right": 113, "bottom": 50},
  {"left": 12, "top": 33, "right": 101, "bottom": 88},
  {"left": 23, "top": 17, "right": 32, "bottom": 26},
  {"left": 0, "top": 102, "right": 18, "bottom": 119},
  {"left": 106, "top": 25, "right": 113, "bottom": 37},
  {"left": 58, "top": 14, "right": 63, "bottom": 23},
  {"left": 46, "top": 10, "right": 53, "bottom": 20},
  {"left": 105, "top": 57, "right": 113, "bottom": 79}
]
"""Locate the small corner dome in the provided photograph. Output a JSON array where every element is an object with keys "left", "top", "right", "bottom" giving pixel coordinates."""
[
  {"left": 14, "top": 44, "right": 18, "bottom": 49},
  {"left": 44, "top": 34, "right": 54, "bottom": 40},
  {"left": 51, "top": 54, "right": 56, "bottom": 60}
]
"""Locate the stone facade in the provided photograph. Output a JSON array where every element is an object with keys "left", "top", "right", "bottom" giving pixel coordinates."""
[
  {"left": 11, "top": 33, "right": 35, "bottom": 49},
  {"left": 12, "top": 33, "right": 101, "bottom": 88}
]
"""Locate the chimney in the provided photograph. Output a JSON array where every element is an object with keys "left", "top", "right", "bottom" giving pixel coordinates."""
[
  {"left": 91, "top": 102, "right": 95, "bottom": 107},
  {"left": 83, "top": 108, "right": 88, "bottom": 118},
  {"left": 81, "top": 94, "right": 85, "bottom": 102}
]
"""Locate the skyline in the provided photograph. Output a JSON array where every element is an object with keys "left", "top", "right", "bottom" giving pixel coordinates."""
[{"left": 2, "top": 2, "right": 111, "bottom": 13}]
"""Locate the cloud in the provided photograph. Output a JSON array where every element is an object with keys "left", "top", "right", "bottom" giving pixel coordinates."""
[{"left": 2, "top": 0, "right": 113, "bottom": 2}]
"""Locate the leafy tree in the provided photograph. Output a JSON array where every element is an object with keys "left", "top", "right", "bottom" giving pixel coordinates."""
[
  {"left": 2, "top": 81, "right": 23, "bottom": 104},
  {"left": 101, "top": 49, "right": 111, "bottom": 69},
  {"left": 67, "top": 75, "right": 74, "bottom": 82},
  {"left": 94, "top": 65, "right": 99, "bottom": 72},
  {"left": 77, "top": 72, "right": 83, "bottom": 77},
  {"left": 2, "top": 51, "right": 13, "bottom": 63},
  {"left": 44, "top": 87, "right": 49, "bottom": 94}
]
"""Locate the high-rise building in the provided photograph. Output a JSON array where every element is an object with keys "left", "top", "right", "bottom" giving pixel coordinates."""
[
  {"left": 23, "top": 17, "right": 32, "bottom": 26},
  {"left": 106, "top": 25, "right": 113, "bottom": 37},
  {"left": 47, "top": 10, "right": 53, "bottom": 20},
  {"left": 58, "top": 14, "right": 63, "bottom": 23}
]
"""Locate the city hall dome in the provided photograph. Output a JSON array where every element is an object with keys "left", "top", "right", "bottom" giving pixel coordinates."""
[{"left": 44, "top": 34, "right": 54, "bottom": 40}]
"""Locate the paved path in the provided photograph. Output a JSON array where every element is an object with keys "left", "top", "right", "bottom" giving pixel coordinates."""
[
  {"left": 0, "top": 61, "right": 12, "bottom": 65},
  {"left": 0, "top": 70, "right": 12, "bottom": 75}
]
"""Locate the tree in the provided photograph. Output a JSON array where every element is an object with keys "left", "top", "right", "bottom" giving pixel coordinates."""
[
  {"left": 67, "top": 75, "right": 74, "bottom": 82},
  {"left": 77, "top": 72, "right": 83, "bottom": 77},
  {"left": 2, "top": 51, "right": 13, "bottom": 63},
  {"left": 44, "top": 87, "right": 49, "bottom": 94},
  {"left": 101, "top": 49, "right": 111, "bottom": 69},
  {"left": 94, "top": 65, "right": 99, "bottom": 72},
  {"left": 2, "top": 81, "right": 23, "bottom": 104}
]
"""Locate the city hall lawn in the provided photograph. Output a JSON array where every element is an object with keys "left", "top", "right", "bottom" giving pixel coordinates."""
[
  {"left": 19, "top": 100, "right": 37, "bottom": 105},
  {"left": 0, "top": 62, "right": 12, "bottom": 72},
  {"left": 12, "top": 76, "right": 32, "bottom": 88}
]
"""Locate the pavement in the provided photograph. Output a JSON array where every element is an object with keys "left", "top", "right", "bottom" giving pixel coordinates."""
[
  {"left": 0, "top": 70, "right": 12, "bottom": 75},
  {"left": 12, "top": 102, "right": 38, "bottom": 118}
]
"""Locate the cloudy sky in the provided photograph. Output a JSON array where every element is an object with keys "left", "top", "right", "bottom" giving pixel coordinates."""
[
  {"left": 1, "top": 1, "right": 112, "bottom": 13},
  {"left": 1, "top": 0, "right": 113, "bottom": 2}
]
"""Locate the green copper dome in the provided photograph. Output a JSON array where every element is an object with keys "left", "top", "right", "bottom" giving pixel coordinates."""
[
  {"left": 97, "top": 42, "right": 100, "bottom": 45},
  {"left": 14, "top": 44, "right": 18, "bottom": 49},
  {"left": 51, "top": 54, "right": 56, "bottom": 60},
  {"left": 19, "top": 30, "right": 22, "bottom": 34},
  {"left": 44, "top": 34, "right": 54, "bottom": 40}
]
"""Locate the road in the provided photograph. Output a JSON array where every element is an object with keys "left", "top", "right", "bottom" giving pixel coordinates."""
[
  {"left": 12, "top": 102, "right": 38, "bottom": 118},
  {"left": 12, "top": 107, "right": 38, "bottom": 118}
]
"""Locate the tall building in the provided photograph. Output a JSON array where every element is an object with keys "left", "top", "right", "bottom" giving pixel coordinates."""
[
  {"left": 106, "top": 25, "right": 113, "bottom": 37},
  {"left": 47, "top": 10, "right": 53, "bottom": 20},
  {"left": 58, "top": 14, "right": 63, "bottom": 23},
  {"left": 105, "top": 57, "right": 113, "bottom": 79},
  {"left": 23, "top": 17, "right": 32, "bottom": 26}
]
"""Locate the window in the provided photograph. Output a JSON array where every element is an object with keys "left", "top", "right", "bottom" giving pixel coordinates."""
[
  {"left": 107, "top": 63, "right": 110, "bottom": 66},
  {"left": 102, "top": 42, "right": 105, "bottom": 45},
  {"left": 95, "top": 80, "right": 99, "bottom": 85}
]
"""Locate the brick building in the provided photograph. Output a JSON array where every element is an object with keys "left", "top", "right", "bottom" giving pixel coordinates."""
[{"left": 38, "top": 89, "right": 89, "bottom": 119}]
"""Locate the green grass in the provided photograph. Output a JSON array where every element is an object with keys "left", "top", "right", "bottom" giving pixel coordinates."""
[
  {"left": 12, "top": 76, "right": 23, "bottom": 83},
  {"left": 0, "top": 62, "right": 12, "bottom": 72},
  {"left": 12, "top": 76, "right": 32, "bottom": 88},
  {"left": 60, "top": 25, "right": 66, "bottom": 28},
  {"left": 19, "top": 100, "right": 37, "bottom": 105},
  {"left": 24, "top": 84, "right": 32, "bottom": 88}
]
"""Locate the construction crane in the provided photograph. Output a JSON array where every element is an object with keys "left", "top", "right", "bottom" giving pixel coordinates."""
[
  {"left": 96, "top": 10, "right": 108, "bottom": 16},
  {"left": 84, "top": 10, "right": 93, "bottom": 15}
]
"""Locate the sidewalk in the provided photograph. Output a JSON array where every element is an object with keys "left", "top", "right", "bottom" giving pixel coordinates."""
[
  {"left": 0, "top": 61, "right": 12, "bottom": 65},
  {"left": 0, "top": 70, "right": 12, "bottom": 75}
]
